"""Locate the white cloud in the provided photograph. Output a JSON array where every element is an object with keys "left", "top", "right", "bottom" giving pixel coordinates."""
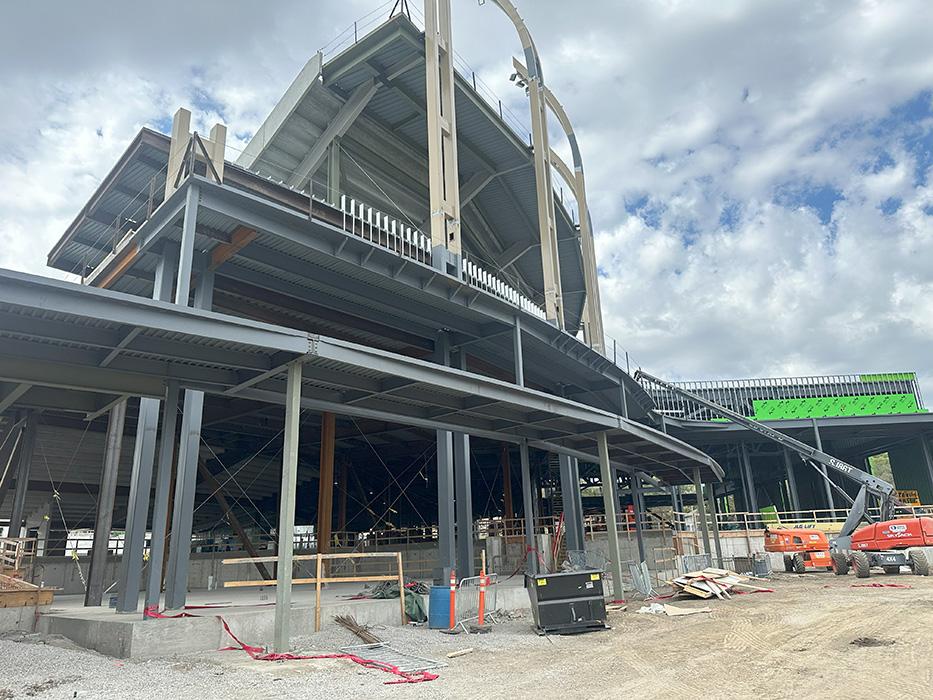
[{"left": 1, "top": 0, "right": 933, "bottom": 401}]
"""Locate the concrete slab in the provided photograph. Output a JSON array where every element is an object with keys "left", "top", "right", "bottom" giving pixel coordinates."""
[{"left": 37, "top": 579, "right": 531, "bottom": 659}]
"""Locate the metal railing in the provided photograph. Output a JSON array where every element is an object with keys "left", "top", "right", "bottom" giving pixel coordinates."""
[{"left": 639, "top": 372, "right": 925, "bottom": 422}]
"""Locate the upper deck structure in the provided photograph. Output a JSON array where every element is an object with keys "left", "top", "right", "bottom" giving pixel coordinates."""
[{"left": 2, "top": 3, "right": 722, "bottom": 650}]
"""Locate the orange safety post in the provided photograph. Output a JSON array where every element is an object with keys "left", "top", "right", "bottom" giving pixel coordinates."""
[{"left": 448, "top": 569, "right": 457, "bottom": 629}]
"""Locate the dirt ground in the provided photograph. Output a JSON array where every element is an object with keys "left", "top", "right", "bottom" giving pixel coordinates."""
[{"left": 2, "top": 572, "right": 933, "bottom": 699}]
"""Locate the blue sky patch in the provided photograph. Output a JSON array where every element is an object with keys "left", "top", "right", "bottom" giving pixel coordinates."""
[{"left": 775, "top": 182, "right": 844, "bottom": 225}]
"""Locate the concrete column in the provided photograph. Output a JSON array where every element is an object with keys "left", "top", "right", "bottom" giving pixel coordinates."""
[
  {"left": 85, "top": 402, "right": 127, "bottom": 606},
  {"left": 739, "top": 442, "right": 759, "bottom": 513},
  {"left": 706, "top": 481, "right": 724, "bottom": 568},
  {"left": 783, "top": 448, "right": 801, "bottom": 512},
  {"left": 631, "top": 475, "right": 646, "bottom": 563},
  {"left": 8, "top": 412, "right": 38, "bottom": 538},
  {"left": 597, "top": 433, "right": 624, "bottom": 600},
  {"left": 143, "top": 380, "right": 180, "bottom": 614},
  {"left": 519, "top": 440, "right": 537, "bottom": 575},
  {"left": 558, "top": 454, "right": 585, "bottom": 554},
  {"left": 512, "top": 316, "right": 524, "bottom": 386},
  {"left": 274, "top": 361, "right": 303, "bottom": 653},
  {"left": 694, "top": 467, "right": 712, "bottom": 558},
  {"left": 316, "top": 412, "right": 336, "bottom": 560}
]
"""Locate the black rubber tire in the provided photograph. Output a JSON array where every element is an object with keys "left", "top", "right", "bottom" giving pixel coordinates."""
[
  {"left": 909, "top": 550, "right": 930, "bottom": 576},
  {"left": 783, "top": 555, "right": 793, "bottom": 573},
  {"left": 882, "top": 566, "right": 901, "bottom": 575},
  {"left": 852, "top": 551, "right": 871, "bottom": 578},
  {"left": 792, "top": 553, "right": 806, "bottom": 574},
  {"left": 831, "top": 552, "right": 849, "bottom": 576}
]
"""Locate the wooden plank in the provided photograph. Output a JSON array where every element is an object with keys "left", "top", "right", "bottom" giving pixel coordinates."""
[
  {"left": 224, "top": 574, "right": 401, "bottom": 589},
  {"left": 314, "top": 554, "right": 323, "bottom": 633},
  {"left": 397, "top": 551, "right": 406, "bottom": 626},
  {"left": 222, "top": 551, "right": 398, "bottom": 565}
]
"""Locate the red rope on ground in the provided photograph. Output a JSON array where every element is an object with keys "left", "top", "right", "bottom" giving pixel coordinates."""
[
  {"left": 851, "top": 583, "right": 912, "bottom": 589},
  {"left": 218, "top": 617, "right": 438, "bottom": 685}
]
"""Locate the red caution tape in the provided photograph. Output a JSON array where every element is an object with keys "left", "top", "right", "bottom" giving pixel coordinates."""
[
  {"left": 142, "top": 604, "right": 439, "bottom": 684},
  {"left": 851, "top": 583, "right": 913, "bottom": 589},
  {"left": 218, "top": 617, "right": 438, "bottom": 685},
  {"left": 731, "top": 588, "right": 774, "bottom": 595}
]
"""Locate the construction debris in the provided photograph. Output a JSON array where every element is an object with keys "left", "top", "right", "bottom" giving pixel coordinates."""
[
  {"left": 668, "top": 568, "right": 774, "bottom": 600},
  {"left": 334, "top": 615, "right": 382, "bottom": 645},
  {"left": 637, "top": 602, "right": 711, "bottom": 617},
  {"left": 446, "top": 648, "right": 474, "bottom": 658}
]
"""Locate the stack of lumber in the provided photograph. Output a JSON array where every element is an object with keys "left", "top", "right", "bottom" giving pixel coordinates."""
[
  {"left": 668, "top": 567, "right": 772, "bottom": 600},
  {"left": 0, "top": 574, "right": 54, "bottom": 608}
]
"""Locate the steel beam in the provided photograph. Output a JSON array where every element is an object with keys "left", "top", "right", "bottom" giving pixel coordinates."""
[
  {"left": 597, "top": 432, "right": 624, "bottom": 600},
  {"left": 0, "top": 383, "right": 31, "bottom": 413},
  {"left": 7, "top": 412, "right": 38, "bottom": 538},
  {"left": 0, "top": 418, "right": 24, "bottom": 508},
  {"left": 288, "top": 79, "right": 378, "bottom": 189},
  {"left": 274, "top": 361, "right": 303, "bottom": 653},
  {"left": 85, "top": 401, "right": 126, "bottom": 606}
]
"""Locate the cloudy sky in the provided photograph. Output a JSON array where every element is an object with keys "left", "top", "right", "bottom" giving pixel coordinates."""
[{"left": 1, "top": 0, "right": 932, "bottom": 396}]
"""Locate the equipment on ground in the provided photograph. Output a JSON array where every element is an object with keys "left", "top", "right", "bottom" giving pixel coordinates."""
[
  {"left": 636, "top": 371, "right": 932, "bottom": 579},
  {"left": 764, "top": 528, "right": 833, "bottom": 572},
  {"left": 525, "top": 569, "right": 608, "bottom": 634}
]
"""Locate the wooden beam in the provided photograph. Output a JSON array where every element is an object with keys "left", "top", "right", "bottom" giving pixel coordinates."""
[
  {"left": 316, "top": 412, "right": 336, "bottom": 565},
  {"left": 209, "top": 226, "right": 258, "bottom": 271}
]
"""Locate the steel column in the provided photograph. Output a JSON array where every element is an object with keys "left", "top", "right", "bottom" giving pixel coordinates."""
[
  {"left": 85, "top": 401, "right": 127, "bottom": 606},
  {"left": 631, "top": 475, "right": 646, "bottom": 563},
  {"left": 811, "top": 419, "right": 836, "bottom": 513},
  {"left": 7, "top": 412, "right": 38, "bottom": 538},
  {"left": 920, "top": 434, "right": 933, "bottom": 498},
  {"left": 694, "top": 467, "right": 712, "bottom": 558},
  {"left": 162, "top": 389, "right": 204, "bottom": 610},
  {"left": 0, "top": 418, "right": 24, "bottom": 508},
  {"left": 739, "top": 442, "right": 759, "bottom": 513},
  {"left": 518, "top": 440, "right": 537, "bottom": 574},
  {"left": 144, "top": 380, "right": 179, "bottom": 613},
  {"left": 453, "top": 430, "right": 474, "bottom": 578},
  {"left": 558, "top": 454, "right": 584, "bottom": 554},
  {"left": 783, "top": 448, "right": 801, "bottom": 512},
  {"left": 512, "top": 316, "right": 524, "bottom": 386},
  {"left": 706, "top": 481, "right": 724, "bottom": 568},
  {"left": 115, "top": 397, "right": 159, "bottom": 613},
  {"left": 274, "top": 361, "right": 303, "bottom": 652},
  {"left": 434, "top": 332, "right": 455, "bottom": 579},
  {"left": 174, "top": 184, "right": 200, "bottom": 305},
  {"left": 597, "top": 433, "right": 624, "bottom": 600}
]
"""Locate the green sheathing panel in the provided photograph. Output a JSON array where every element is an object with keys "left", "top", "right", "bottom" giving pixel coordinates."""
[
  {"left": 752, "top": 394, "right": 921, "bottom": 420},
  {"left": 885, "top": 440, "right": 933, "bottom": 504},
  {"left": 860, "top": 372, "right": 916, "bottom": 382}
]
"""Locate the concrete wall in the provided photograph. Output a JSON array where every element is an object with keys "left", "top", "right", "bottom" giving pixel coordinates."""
[{"left": 0, "top": 605, "right": 50, "bottom": 633}]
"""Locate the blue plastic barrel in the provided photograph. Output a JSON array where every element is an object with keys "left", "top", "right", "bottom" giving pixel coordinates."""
[{"left": 428, "top": 584, "right": 450, "bottom": 629}]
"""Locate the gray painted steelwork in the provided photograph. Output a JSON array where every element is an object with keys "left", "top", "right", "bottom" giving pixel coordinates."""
[
  {"left": 86, "top": 401, "right": 126, "bottom": 607},
  {"left": 7, "top": 412, "right": 37, "bottom": 538}
]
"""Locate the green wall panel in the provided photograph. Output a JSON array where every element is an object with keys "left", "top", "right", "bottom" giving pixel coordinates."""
[{"left": 751, "top": 393, "right": 921, "bottom": 420}]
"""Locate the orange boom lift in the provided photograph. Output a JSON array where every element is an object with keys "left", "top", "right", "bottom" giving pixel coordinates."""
[{"left": 636, "top": 372, "right": 932, "bottom": 578}]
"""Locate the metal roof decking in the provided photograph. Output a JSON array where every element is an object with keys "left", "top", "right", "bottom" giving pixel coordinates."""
[{"left": 0, "top": 268, "right": 721, "bottom": 485}]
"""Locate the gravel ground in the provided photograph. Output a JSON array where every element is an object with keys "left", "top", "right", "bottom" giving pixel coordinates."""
[{"left": 3, "top": 575, "right": 933, "bottom": 699}]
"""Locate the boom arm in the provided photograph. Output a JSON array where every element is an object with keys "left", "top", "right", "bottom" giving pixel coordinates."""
[{"left": 635, "top": 371, "right": 900, "bottom": 537}]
